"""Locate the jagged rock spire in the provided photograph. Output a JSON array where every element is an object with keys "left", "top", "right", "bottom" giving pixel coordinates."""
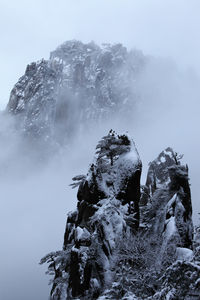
[
  {"left": 141, "top": 147, "right": 193, "bottom": 249},
  {"left": 41, "top": 132, "right": 142, "bottom": 299},
  {"left": 41, "top": 142, "right": 198, "bottom": 299}
]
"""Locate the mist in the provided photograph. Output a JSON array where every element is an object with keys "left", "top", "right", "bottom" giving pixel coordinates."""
[
  {"left": 1, "top": 0, "right": 200, "bottom": 109},
  {"left": 1, "top": 1, "right": 200, "bottom": 299},
  {"left": 0, "top": 51, "right": 200, "bottom": 299}
]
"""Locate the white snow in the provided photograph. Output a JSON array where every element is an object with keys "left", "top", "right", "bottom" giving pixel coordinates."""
[
  {"left": 124, "top": 149, "right": 139, "bottom": 164},
  {"left": 167, "top": 193, "right": 177, "bottom": 210},
  {"left": 76, "top": 226, "right": 84, "bottom": 240},
  {"left": 63, "top": 64, "right": 71, "bottom": 76},
  {"left": 16, "top": 98, "right": 25, "bottom": 110},
  {"left": 122, "top": 293, "right": 139, "bottom": 300},
  {"left": 160, "top": 156, "right": 166, "bottom": 163},
  {"left": 176, "top": 247, "right": 193, "bottom": 261},
  {"left": 195, "top": 278, "right": 200, "bottom": 286},
  {"left": 124, "top": 139, "right": 140, "bottom": 165},
  {"left": 165, "top": 216, "right": 176, "bottom": 239},
  {"left": 75, "top": 226, "right": 90, "bottom": 241},
  {"left": 164, "top": 149, "right": 173, "bottom": 158},
  {"left": 165, "top": 288, "right": 176, "bottom": 300}
]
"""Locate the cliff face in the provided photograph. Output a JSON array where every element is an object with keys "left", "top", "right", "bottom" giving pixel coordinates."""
[
  {"left": 41, "top": 133, "right": 199, "bottom": 300},
  {"left": 7, "top": 41, "right": 145, "bottom": 144},
  {"left": 141, "top": 147, "right": 193, "bottom": 249},
  {"left": 8, "top": 59, "right": 62, "bottom": 140},
  {"left": 41, "top": 131, "right": 142, "bottom": 299}
]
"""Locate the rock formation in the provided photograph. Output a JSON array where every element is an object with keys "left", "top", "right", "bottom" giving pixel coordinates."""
[
  {"left": 41, "top": 133, "right": 200, "bottom": 299},
  {"left": 41, "top": 131, "right": 142, "bottom": 299},
  {"left": 141, "top": 147, "right": 193, "bottom": 249},
  {"left": 7, "top": 41, "right": 145, "bottom": 144}
]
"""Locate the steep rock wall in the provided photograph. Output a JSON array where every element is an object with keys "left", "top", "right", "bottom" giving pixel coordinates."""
[
  {"left": 41, "top": 132, "right": 142, "bottom": 299},
  {"left": 7, "top": 41, "right": 146, "bottom": 143}
]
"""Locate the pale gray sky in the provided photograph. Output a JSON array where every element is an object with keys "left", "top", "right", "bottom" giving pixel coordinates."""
[{"left": 1, "top": 0, "right": 200, "bottom": 108}]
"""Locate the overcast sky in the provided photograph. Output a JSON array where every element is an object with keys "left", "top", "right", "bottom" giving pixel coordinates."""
[{"left": 1, "top": 0, "right": 200, "bottom": 109}]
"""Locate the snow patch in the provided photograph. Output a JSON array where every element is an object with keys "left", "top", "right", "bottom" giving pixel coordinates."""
[
  {"left": 165, "top": 216, "right": 176, "bottom": 240},
  {"left": 75, "top": 226, "right": 90, "bottom": 241},
  {"left": 160, "top": 156, "right": 166, "bottom": 163},
  {"left": 176, "top": 247, "right": 193, "bottom": 261},
  {"left": 164, "top": 149, "right": 173, "bottom": 158},
  {"left": 167, "top": 193, "right": 177, "bottom": 210}
]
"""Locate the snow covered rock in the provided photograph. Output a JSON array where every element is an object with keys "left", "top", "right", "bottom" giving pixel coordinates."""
[
  {"left": 141, "top": 148, "right": 193, "bottom": 249},
  {"left": 7, "top": 41, "right": 145, "bottom": 144},
  {"left": 41, "top": 131, "right": 142, "bottom": 299},
  {"left": 41, "top": 141, "right": 198, "bottom": 299},
  {"left": 145, "top": 147, "right": 181, "bottom": 196},
  {"left": 152, "top": 261, "right": 200, "bottom": 299},
  {"left": 7, "top": 59, "right": 62, "bottom": 140},
  {"left": 176, "top": 247, "right": 193, "bottom": 261}
]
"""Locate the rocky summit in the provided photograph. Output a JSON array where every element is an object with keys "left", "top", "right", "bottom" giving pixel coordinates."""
[
  {"left": 7, "top": 41, "right": 145, "bottom": 145},
  {"left": 40, "top": 131, "right": 200, "bottom": 300}
]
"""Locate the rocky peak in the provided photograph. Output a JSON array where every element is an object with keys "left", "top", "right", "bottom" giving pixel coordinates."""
[
  {"left": 6, "top": 41, "right": 146, "bottom": 144},
  {"left": 145, "top": 147, "right": 182, "bottom": 196},
  {"left": 41, "top": 131, "right": 142, "bottom": 299},
  {"left": 41, "top": 137, "right": 199, "bottom": 299},
  {"left": 141, "top": 148, "right": 193, "bottom": 251}
]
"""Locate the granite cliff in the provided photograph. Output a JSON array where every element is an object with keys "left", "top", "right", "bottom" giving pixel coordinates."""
[
  {"left": 7, "top": 41, "right": 145, "bottom": 146},
  {"left": 41, "top": 132, "right": 199, "bottom": 299}
]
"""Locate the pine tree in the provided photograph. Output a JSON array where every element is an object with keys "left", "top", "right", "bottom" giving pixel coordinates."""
[
  {"left": 95, "top": 129, "right": 131, "bottom": 167},
  {"left": 69, "top": 175, "right": 86, "bottom": 189}
]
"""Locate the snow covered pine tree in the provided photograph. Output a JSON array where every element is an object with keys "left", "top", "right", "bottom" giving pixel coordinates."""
[{"left": 95, "top": 129, "right": 131, "bottom": 166}]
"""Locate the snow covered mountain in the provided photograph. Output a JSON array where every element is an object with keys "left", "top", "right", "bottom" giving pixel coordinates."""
[
  {"left": 7, "top": 41, "right": 145, "bottom": 145},
  {"left": 41, "top": 131, "right": 200, "bottom": 299},
  {"left": 4, "top": 40, "right": 200, "bottom": 299}
]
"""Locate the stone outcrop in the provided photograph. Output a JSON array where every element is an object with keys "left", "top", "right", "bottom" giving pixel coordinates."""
[
  {"left": 141, "top": 147, "right": 193, "bottom": 250},
  {"left": 7, "top": 41, "right": 145, "bottom": 144},
  {"left": 41, "top": 138, "right": 199, "bottom": 299},
  {"left": 41, "top": 131, "right": 142, "bottom": 299}
]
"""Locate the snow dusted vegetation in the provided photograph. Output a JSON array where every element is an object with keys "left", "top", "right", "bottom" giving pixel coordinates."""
[
  {"left": 40, "top": 130, "right": 199, "bottom": 299},
  {"left": 1, "top": 39, "right": 200, "bottom": 300}
]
